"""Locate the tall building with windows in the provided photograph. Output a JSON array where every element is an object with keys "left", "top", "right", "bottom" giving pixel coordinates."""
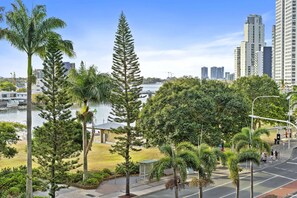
[
  {"left": 201, "top": 67, "right": 208, "bottom": 79},
  {"left": 238, "top": 15, "right": 265, "bottom": 77},
  {"left": 234, "top": 47, "right": 241, "bottom": 79},
  {"left": 273, "top": 0, "right": 296, "bottom": 87},
  {"left": 63, "top": 62, "right": 75, "bottom": 75},
  {"left": 210, "top": 66, "right": 224, "bottom": 79}
]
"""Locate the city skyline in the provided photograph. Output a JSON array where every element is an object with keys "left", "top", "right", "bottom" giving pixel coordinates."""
[{"left": 0, "top": 0, "right": 275, "bottom": 78}]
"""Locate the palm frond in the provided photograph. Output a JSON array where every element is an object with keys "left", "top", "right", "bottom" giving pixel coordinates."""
[
  {"left": 177, "top": 150, "right": 199, "bottom": 170},
  {"left": 253, "top": 128, "right": 270, "bottom": 138},
  {"left": 237, "top": 149, "right": 260, "bottom": 166},
  {"left": 232, "top": 133, "right": 249, "bottom": 145},
  {"left": 159, "top": 145, "right": 173, "bottom": 157},
  {"left": 235, "top": 140, "right": 249, "bottom": 152},
  {"left": 189, "top": 177, "right": 214, "bottom": 188},
  {"left": 149, "top": 157, "right": 172, "bottom": 181},
  {"left": 176, "top": 141, "right": 197, "bottom": 152}
]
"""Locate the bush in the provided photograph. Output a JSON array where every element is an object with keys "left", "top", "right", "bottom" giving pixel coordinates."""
[
  {"left": 6, "top": 187, "right": 20, "bottom": 196},
  {"left": 66, "top": 171, "right": 83, "bottom": 184},
  {"left": 83, "top": 178, "right": 98, "bottom": 186},
  {"left": 115, "top": 161, "right": 139, "bottom": 176},
  {"left": 0, "top": 166, "right": 46, "bottom": 197},
  {"left": 102, "top": 168, "right": 113, "bottom": 176}
]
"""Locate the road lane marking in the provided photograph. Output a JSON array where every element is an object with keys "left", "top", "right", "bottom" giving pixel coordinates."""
[
  {"left": 262, "top": 171, "right": 295, "bottom": 181},
  {"left": 287, "top": 161, "right": 297, "bottom": 165},
  {"left": 182, "top": 172, "right": 260, "bottom": 198},
  {"left": 218, "top": 176, "right": 277, "bottom": 198},
  {"left": 256, "top": 180, "right": 295, "bottom": 198}
]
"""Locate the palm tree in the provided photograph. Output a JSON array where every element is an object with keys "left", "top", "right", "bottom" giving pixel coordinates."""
[
  {"left": 190, "top": 143, "right": 217, "bottom": 198},
  {"left": 232, "top": 127, "right": 270, "bottom": 198},
  {"left": 150, "top": 143, "right": 199, "bottom": 198},
  {"left": 67, "top": 62, "right": 113, "bottom": 180},
  {"left": 0, "top": 1, "right": 75, "bottom": 197},
  {"left": 226, "top": 149, "right": 260, "bottom": 198}
]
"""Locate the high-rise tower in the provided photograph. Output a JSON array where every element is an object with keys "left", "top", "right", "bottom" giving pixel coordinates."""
[
  {"left": 274, "top": 0, "right": 296, "bottom": 87},
  {"left": 240, "top": 15, "right": 265, "bottom": 77}
]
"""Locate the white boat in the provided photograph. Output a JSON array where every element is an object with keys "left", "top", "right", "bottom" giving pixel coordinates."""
[
  {"left": 7, "top": 100, "right": 19, "bottom": 108},
  {"left": 18, "top": 105, "right": 27, "bottom": 110},
  {"left": 18, "top": 101, "right": 27, "bottom": 110}
]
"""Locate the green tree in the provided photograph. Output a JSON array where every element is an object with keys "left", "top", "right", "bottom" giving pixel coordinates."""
[
  {"left": 0, "top": 81, "right": 16, "bottom": 91},
  {"left": 138, "top": 78, "right": 249, "bottom": 146},
  {"left": 200, "top": 80, "right": 250, "bottom": 141},
  {"left": 226, "top": 150, "right": 260, "bottom": 198},
  {"left": 32, "top": 36, "right": 80, "bottom": 198},
  {"left": 109, "top": 13, "right": 143, "bottom": 197},
  {"left": 0, "top": 122, "right": 25, "bottom": 159},
  {"left": 0, "top": 1, "right": 75, "bottom": 197},
  {"left": 150, "top": 143, "right": 199, "bottom": 198},
  {"left": 232, "top": 75, "right": 287, "bottom": 128},
  {"left": 67, "top": 62, "right": 112, "bottom": 181},
  {"left": 232, "top": 127, "right": 270, "bottom": 198}
]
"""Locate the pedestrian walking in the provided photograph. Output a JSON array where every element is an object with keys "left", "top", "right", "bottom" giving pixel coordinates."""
[{"left": 275, "top": 150, "right": 278, "bottom": 160}]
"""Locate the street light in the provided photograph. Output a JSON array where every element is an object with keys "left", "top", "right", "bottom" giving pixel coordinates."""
[{"left": 250, "top": 95, "right": 279, "bottom": 198}]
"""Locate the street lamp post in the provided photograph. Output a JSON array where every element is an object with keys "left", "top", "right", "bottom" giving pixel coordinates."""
[
  {"left": 250, "top": 95, "right": 280, "bottom": 198},
  {"left": 287, "top": 95, "right": 292, "bottom": 149}
]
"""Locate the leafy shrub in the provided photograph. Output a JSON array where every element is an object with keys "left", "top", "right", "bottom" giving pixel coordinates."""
[
  {"left": 83, "top": 178, "right": 98, "bottom": 186},
  {"left": 115, "top": 161, "right": 139, "bottom": 176},
  {"left": 102, "top": 168, "right": 112, "bottom": 176},
  {"left": 66, "top": 171, "right": 83, "bottom": 183},
  {"left": 0, "top": 166, "right": 46, "bottom": 197}
]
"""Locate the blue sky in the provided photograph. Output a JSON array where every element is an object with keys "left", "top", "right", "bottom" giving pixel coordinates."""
[{"left": 0, "top": 0, "right": 275, "bottom": 78}]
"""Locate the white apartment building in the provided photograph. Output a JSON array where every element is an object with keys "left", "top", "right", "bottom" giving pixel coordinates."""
[
  {"left": 255, "top": 51, "right": 264, "bottom": 76},
  {"left": 273, "top": 0, "right": 297, "bottom": 87},
  {"left": 240, "top": 15, "right": 265, "bottom": 77},
  {"left": 234, "top": 47, "right": 241, "bottom": 79}
]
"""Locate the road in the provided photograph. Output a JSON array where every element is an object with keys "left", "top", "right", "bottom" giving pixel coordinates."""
[{"left": 140, "top": 148, "right": 297, "bottom": 198}]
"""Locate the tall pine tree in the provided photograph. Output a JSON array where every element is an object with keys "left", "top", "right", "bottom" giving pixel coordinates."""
[
  {"left": 109, "top": 13, "right": 143, "bottom": 197},
  {"left": 32, "top": 36, "right": 80, "bottom": 198}
]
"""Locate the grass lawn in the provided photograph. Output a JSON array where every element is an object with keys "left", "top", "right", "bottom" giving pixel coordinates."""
[{"left": 0, "top": 141, "right": 163, "bottom": 171}]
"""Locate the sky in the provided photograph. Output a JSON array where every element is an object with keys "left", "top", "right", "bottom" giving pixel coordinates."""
[{"left": 0, "top": 0, "right": 275, "bottom": 78}]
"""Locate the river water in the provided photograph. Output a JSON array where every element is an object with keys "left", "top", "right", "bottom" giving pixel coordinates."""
[{"left": 0, "top": 84, "right": 162, "bottom": 127}]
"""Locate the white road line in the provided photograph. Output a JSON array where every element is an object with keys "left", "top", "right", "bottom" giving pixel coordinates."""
[
  {"left": 182, "top": 172, "right": 260, "bottom": 198},
  {"left": 256, "top": 180, "right": 295, "bottom": 198},
  {"left": 292, "top": 157, "right": 297, "bottom": 161},
  {"left": 262, "top": 171, "right": 295, "bottom": 181},
  {"left": 287, "top": 161, "right": 297, "bottom": 165},
  {"left": 218, "top": 176, "right": 277, "bottom": 198}
]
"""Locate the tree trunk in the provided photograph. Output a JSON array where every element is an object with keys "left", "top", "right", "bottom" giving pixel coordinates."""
[
  {"left": 199, "top": 186, "right": 203, "bottom": 198},
  {"left": 26, "top": 54, "right": 33, "bottom": 198},
  {"left": 125, "top": 130, "right": 131, "bottom": 196},
  {"left": 173, "top": 167, "right": 178, "bottom": 198},
  {"left": 83, "top": 117, "right": 88, "bottom": 181},
  {"left": 236, "top": 178, "right": 239, "bottom": 198},
  {"left": 50, "top": 157, "right": 56, "bottom": 198},
  {"left": 250, "top": 162, "right": 253, "bottom": 198}
]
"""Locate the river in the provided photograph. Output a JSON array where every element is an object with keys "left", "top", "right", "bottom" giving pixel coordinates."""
[{"left": 0, "top": 84, "right": 162, "bottom": 127}]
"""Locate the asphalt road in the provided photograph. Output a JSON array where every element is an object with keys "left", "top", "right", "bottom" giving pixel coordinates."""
[{"left": 140, "top": 148, "right": 297, "bottom": 198}]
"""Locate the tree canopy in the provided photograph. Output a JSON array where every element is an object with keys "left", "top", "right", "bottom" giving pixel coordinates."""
[
  {"left": 138, "top": 77, "right": 250, "bottom": 146},
  {"left": 232, "top": 75, "right": 287, "bottom": 128},
  {"left": 0, "top": 122, "right": 25, "bottom": 159}
]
